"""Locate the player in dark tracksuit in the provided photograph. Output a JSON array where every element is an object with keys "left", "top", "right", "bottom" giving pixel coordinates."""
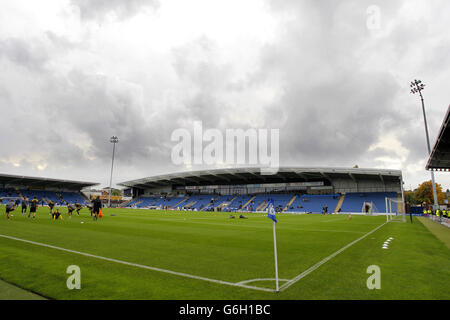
[
  {"left": 29, "top": 197, "right": 39, "bottom": 219},
  {"left": 67, "top": 203, "right": 75, "bottom": 218},
  {"left": 5, "top": 201, "right": 15, "bottom": 220},
  {"left": 86, "top": 204, "right": 93, "bottom": 216},
  {"left": 52, "top": 207, "right": 62, "bottom": 220},
  {"left": 48, "top": 200, "right": 55, "bottom": 214},
  {"left": 92, "top": 197, "right": 102, "bottom": 221},
  {"left": 75, "top": 203, "right": 82, "bottom": 215},
  {"left": 21, "top": 197, "right": 28, "bottom": 215}
]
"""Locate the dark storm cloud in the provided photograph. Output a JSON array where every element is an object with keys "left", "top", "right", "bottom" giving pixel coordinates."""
[
  {"left": 40, "top": 71, "right": 160, "bottom": 162},
  {"left": 248, "top": 0, "right": 447, "bottom": 169},
  {"left": 0, "top": 86, "right": 11, "bottom": 103},
  {"left": 275, "top": 72, "right": 402, "bottom": 164},
  {"left": 171, "top": 36, "right": 233, "bottom": 128},
  {"left": 0, "top": 38, "right": 49, "bottom": 71},
  {"left": 1, "top": 0, "right": 449, "bottom": 188},
  {"left": 70, "top": 0, "right": 159, "bottom": 21}
]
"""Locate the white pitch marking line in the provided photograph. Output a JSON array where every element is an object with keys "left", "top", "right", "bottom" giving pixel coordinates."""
[
  {"left": 237, "top": 278, "right": 290, "bottom": 285},
  {"left": 0, "top": 233, "right": 275, "bottom": 293},
  {"left": 279, "top": 221, "right": 389, "bottom": 292}
]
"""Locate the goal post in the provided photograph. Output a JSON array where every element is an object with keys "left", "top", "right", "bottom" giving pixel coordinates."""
[{"left": 385, "top": 197, "right": 406, "bottom": 222}]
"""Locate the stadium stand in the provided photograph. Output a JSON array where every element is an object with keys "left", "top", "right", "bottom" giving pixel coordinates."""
[
  {"left": 209, "top": 195, "right": 236, "bottom": 211},
  {"left": 0, "top": 188, "right": 19, "bottom": 204},
  {"left": 339, "top": 192, "right": 397, "bottom": 213},
  {"left": 0, "top": 174, "right": 97, "bottom": 206},
  {"left": 20, "top": 190, "right": 62, "bottom": 204},
  {"left": 119, "top": 167, "right": 404, "bottom": 214},
  {"left": 183, "top": 195, "right": 218, "bottom": 210},
  {"left": 58, "top": 191, "right": 89, "bottom": 205},
  {"left": 123, "top": 191, "right": 401, "bottom": 214},
  {"left": 225, "top": 195, "right": 253, "bottom": 212},
  {"left": 285, "top": 194, "right": 341, "bottom": 213}
]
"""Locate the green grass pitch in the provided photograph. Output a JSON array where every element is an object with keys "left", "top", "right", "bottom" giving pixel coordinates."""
[{"left": 0, "top": 206, "right": 449, "bottom": 300}]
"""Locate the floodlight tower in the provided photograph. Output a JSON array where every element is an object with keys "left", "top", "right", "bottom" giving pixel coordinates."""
[
  {"left": 410, "top": 79, "right": 438, "bottom": 208},
  {"left": 108, "top": 136, "right": 119, "bottom": 208}
]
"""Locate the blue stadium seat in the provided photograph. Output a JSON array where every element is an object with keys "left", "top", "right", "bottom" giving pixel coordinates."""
[{"left": 340, "top": 192, "right": 398, "bottom": 213}]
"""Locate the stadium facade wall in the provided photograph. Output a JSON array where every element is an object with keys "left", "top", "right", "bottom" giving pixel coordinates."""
[
  {"left": 135, "top": 177, "right": 401, "bottom": 196},
  {"left": 1, "top": 184, "right": 86, "bottom": 193},
  {"left": 331, "top": 178, "right": 400, "bottom": 193}
]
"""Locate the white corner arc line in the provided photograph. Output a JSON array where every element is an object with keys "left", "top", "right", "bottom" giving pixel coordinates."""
[
  {"left": 0, "top": 234, "right": 275, "bottom": 293},
  {"left": 279, "top": 221, "right": 389, "bottom": 292}
]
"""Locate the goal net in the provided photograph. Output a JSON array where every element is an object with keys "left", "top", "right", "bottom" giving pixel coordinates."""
[{"left": 385, "top": 197, "right": 406, "bottom": 222}]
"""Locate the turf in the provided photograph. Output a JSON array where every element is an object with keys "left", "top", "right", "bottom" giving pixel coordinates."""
[
  {"left": 418, "top": 217, "right": 450, "bottom": 249},
  {"left": 0, "top": 206, "right": 449, "bottom": 300},
  {"left": 0, "top": 279, "right": 46, "bottom": 300}
]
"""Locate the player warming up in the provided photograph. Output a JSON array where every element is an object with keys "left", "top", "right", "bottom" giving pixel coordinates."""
[
  {"left": 52, "top": 206, "right": 62, "bottom": 220},
  {"left": 67, "top": 203, "right": 75, "bottom": 218},
  {"left": 5, "top": 200, "right": 16, "bottom": 220},
  {"left": 21, "top": 197, "right": 28, "bottom": 215},
  {"left": 92, "top": 196, "right": 102, "bottom": 221},
  {"left": 86, "top": 203, "right": 93, "bottom": 216},
  {"left": 75, "top": 202, "right": 82, "bottom": 215},
  {"left": 48, "top": 200, "right": 55, "bottom": 215},
  {"left": 29, "top": 196, "right": 39, "bottom": 219}
]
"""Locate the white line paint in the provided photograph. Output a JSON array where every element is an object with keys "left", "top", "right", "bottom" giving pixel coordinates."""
[
  {"left": 237, "top": 278, "right": 290, "bottom": 285},
  {"left": 279, "top": 221, "right": 389, "bottom": 292},
  {"left": 0, "top": 233, "right": 275, "bottom": 293}
]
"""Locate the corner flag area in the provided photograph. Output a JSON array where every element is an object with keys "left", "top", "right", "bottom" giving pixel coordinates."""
[{"left": 0, "top": 207, "right": 448, "bottom": 300}]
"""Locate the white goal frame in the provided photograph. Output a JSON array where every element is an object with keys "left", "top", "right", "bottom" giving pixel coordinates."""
[{"left": 385, "top": 197, "right": 406, "bottom": 222}]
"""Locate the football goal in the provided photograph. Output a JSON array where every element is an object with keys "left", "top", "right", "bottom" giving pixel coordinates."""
[{"left": 385, "top": 197, "right": 406, "bottom": 222}]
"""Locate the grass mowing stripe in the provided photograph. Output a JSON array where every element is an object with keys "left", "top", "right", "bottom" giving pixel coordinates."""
[
  {"left": 0, "top": 278, "right": 48, "bottom": 300},
  {"left": 418, "top": 217, "right": 450, "bottom": 249},
  {"left": 279, "top": 221, "right": 388, "bottom": 291},
  {"left": 145, "top": 218, "right": 367, "bottom": 234},
  {"left": 0, "top": 233, "right": 275, "bottom": 293}
]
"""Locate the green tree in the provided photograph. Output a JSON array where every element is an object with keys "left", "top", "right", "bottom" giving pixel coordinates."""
[
  {"left": 415, "top": 180, "right": 445, "bottom": 205},
  {"left": 404, "top": 190, "right": 420, "bottom": 205},
  {"left": 111, "top": 189, "right": 121, "bottom": 196}
]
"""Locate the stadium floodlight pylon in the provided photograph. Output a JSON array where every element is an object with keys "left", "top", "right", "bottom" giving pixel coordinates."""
[
  {"left": 410, "top": 79, "right": 439, "bottom": 209},
  {"left": 108, "top": 136, "right": 119, "bottom": 208}
]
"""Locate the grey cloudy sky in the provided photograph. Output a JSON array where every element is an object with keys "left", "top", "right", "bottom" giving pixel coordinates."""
[{"left": 0, "top": 0, "right": 449, "bottom": 190}]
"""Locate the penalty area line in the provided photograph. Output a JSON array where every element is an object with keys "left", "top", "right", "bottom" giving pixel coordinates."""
[
  {"left": 279, "top": 221, "right": 389, "bottom": 292},
  {"left": 0, "top": 233, "right": 275, "bottom": 293}
]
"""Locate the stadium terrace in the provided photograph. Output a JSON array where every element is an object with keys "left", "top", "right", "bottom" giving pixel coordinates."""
[
  {"left": 0, "top": 173, "right": 97, "bottom": 206},
  {"left": 118, "top": 167, "right": 404, "bottom": 214}
]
